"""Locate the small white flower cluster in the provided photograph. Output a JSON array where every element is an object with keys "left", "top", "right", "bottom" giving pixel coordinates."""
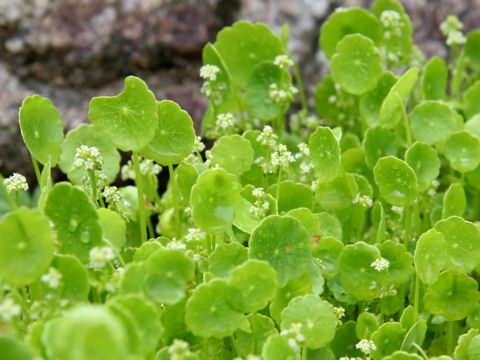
[
  {"left": 371, "top": 257, "right": 390, "bottom": 272},
  {"left": 3, "top": 173, "right": 28, "bottom": 193},
  {"left": 166, "top": 238, "right": 186, "bottom": 250},
  {"left": 249, "top": 187, "right": 270, "bottom": 218},
  {"left": 428, "top": 179, "right": 440, "bottom": 197},
  {"left": 74, "top": 145, "right": 103, "bottom": 171},
  {"left": 355, "top": 339, "right": 377, "bottom": 355},
  {"left": 269, "top": 83, "right": 299, "bottom": 104},
  {"left": 0, "top": 298, "right": 21, "bottom": 322},
  {"left": 185, "top": 228, "right": 206, "bottom": 243},
  {"left": 41, "top": 267, "right": 63, "bottom": 289},
  {"left": 296, "top": 142, "right": 314, "bottom": 180},
  {"left": 256, "top": 125, "right": 278, "bottom": 148},
  {"left": 89, "top": 246, "right": 115, "bottom": 268},
  {"left": 102, "top": 186, "right": 121, "bottom": 206},
  {"left": 353, "top": 194, "right": 373, "bottom": 208},
  {"left": 168, "top": 339, "right": 192, "bottom": 360},
  {"left": 380, "top": 10, "right": 402, "bottom": 29},
  {"left": 121, "top": 159, "right": 162, "bottom": 180},
  {"left": 216, "top": 113, "right": 236, "bottom": 130},
  {"left": 334, "top": 306, "right": 345, "bottom": 319},
  {"left": 391, "top": 205, "right": 404, "bottom": 215},
  {"left": 193, "top": 136, "right": 205, "bottom": 152},
  {"left": 234, "top": 355, "right": 261, "bottom": 360},
  {"left": 271, "top": 144, "right": 295, "bottom": 169},
  {"left": 339, "top": 357, "right": 363, "bottom": 360},
  {"left": 81, "top": 171, "right": 108, "bottom": 197},
  {"left": 280, "top": 322, "right": 305, "bottom": 352},
  {"left": 273, "top": 54, "right": 294, "bottom": 70},
  {"left": 199, "top": 64, "right": 220, "bottom": 82},
  {"left": 297, "top": 142, "right": 310, "bottom": 157},
  {"left": 440, "top": 15, "right": 466, "bottom": 46},
  {"left": 105, "top": 267, "right": 125, "bottom": 292}
]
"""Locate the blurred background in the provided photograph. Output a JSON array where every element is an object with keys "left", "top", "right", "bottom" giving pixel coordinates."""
[{"left": 1, "top": 0, "right": 479, "bottom": 181}]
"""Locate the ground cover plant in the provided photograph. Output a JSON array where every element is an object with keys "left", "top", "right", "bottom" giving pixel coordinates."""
[{"left": 3, "top": 0, "right": 480, "bottom": 359}]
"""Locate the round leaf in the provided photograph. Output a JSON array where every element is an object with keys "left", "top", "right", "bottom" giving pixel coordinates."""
[
  {"left": 464, "top": 81, "right": 480, "bottom": 119},
  {"left": 374, "top": 156, "right": 417, "bottom": 207},
  {"left": 59, "top": 124, "right": 120, "bottom": 185},
  {"left": 249, "top": 215, "right": 311, "bottom": 286},
  {"left": 19, "top": 94, "right": 64, "bottom": 166},
  {"left": 409, "top": 101, "right": 462, "bottom": 145},
  {"left": 0, "top": 336, "right": 35, "bottom": 360},
  {"left": 88, "top": 76, "right": 158, "bottom": 151},
  {"left": 414, "top": 229, "right": 448, "bottom": 284},
  {"left": 444, "top": 131, "right": 480, "bottom": 173},
  {"left": 319, "top": 7, "right": 382, "bottom": 59},
  {"left": 211, "top": 134, "right": 254, "bottom": 175},
  {"left": 370, "top": 322, "right": 406, "bottom": 360},
  {"left": 363, "top": 126, "right": 398, "bottom": 169},
  {"left": 465, "top": 30, "right": 480, "bottom": 71},
  {"left": 45, "top": 183, "right": 102, "bottom": 263},
  {"left": 309, "top": 126, "right": 341, "bottom": 182},
  {"left": 421, "top": 56, "right": 448, "bottom": 100},
  {"left": 405, "top": 142, "right": 440, "bottom": 191},
  {"left": 330, "top": 34, "right": 383, "bottom": 95},
  {"left": 261, "top": 334, "right": 297, "bottom": 360},
  {"left": 267, "top": 180, "right": 314, "bottom": 213},
  {"left": 442, "top": 183, "right": 466, "bottom": 218},
  {"left": 227, "top": 259, "right": 278, "bottom": 313},
  {"left": 185, "top": 279, "right": 244, "bottom": 338},
  {"left": 281, "top": 294, "right": 337, "bottom": 349},
  {"left": 144, "top": 249, "right": 194, "bottom": 305},
  {"left": 0, "top": 207, "right": 54, "bottom": 286},
  {"left": 139, "top": 100, "right": 195, "bottom": 165},
  {"left": 208, "top": 242, "right": 248, "bottom": 279},
  {"left": 424, "top": 271, "right": 480, "bottom": 321},
  {"left": 360, "top": 71, "right": 397, "bottom": 127},
  {"left": 190, "top": 168, "right": 242, "bottom": 234}
]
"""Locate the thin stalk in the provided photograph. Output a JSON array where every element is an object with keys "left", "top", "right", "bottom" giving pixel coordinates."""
[
  {"left": 31, "top": 157, "right": 42, "bottom": 186},
  {"left": 98, "top": 195, "right": 106, "bottom": 208},
  {"left": 168, "top": 164, "right": 181, "bottom": 239},
  {"left": 275, "top": 167, "right": 283, "bottom": 214},
  {"left": 147, "top": 217, "right": 155, "bottom": 239},
  {"left": 404, "top": 206, "right": 412, "bottom": 250},
  {"left": 292, "top": 60, "right": 308, "bottom": 112},
  {"left": 132, "top": 151, "right": 147, "bottom": 244},
  {"left": 225, "top": 227, "right": 238, "bottom": 243},
  {"left": 447, "top": 321, "right": 454, "bottom": 355},
  {"left": 398, "top": 93, "right": 412, "bottom": 146},
  {"left": 413, "top": 274, "right": 420, "bottom": 321},
  {"left": 412, "top": 343, "right": 428, "bottom": 360},
  {"left": 302, "top": 346, "right": 308, "bottom": 360},
  {"left": 102, "top": 238, "right": 126, "bottom": 267},
  {"left": 230, "top": 336, "right": 240, "bottom": 357},
  {"left": 15, "top": 192, "right": 21, "bottom": 207},
  {"left": 88, "top": 170, "right": 98, "bottom": 205}
]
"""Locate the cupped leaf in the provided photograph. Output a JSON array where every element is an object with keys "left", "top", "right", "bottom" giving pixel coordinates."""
[
  {"left": 317, "top": 212, "right": 343, "bottom": 241},
  {"left": 59, "top": 124, "right": 120, "bottom": 185},
  {"left": 421, "top": 56, "right": 448, "bottom": 100},
  {"left": 190, "top": 168, "right": 242, "bottom": 234},
  {"left": 424, "top": 271, "right": 480, "bottom": 321},
  {"left": 374, "top": 156, "right": 417, "bottom": 207},
  {"left": 444, "top": 130, "right": 480, "bottom": 173},
  {"left": 330, "top": 34, "right": 383, "bottom": 95},
  {"left": 42, "top": 305, "right": 129, "bottom": 360},
  {"left": 213, "top": 21, "right": 285, "bottom": 89},
  {"left": 319, "top": 7, "right": 382, "bottom": 59},
  {"left": 211, "top": 134, "right": 254, "bottom": 175},
  {"left": 45, "top": 183, "right": 102, "bottom": 263},
  {"left": 401, "top": 319, "right": 427, "bottom": 352},
  {"left": 379, "top": 67, "right": 419, "bottom": 129},
  {"left": 261, "top": 333, "right": 297, "bottom": 360},
  {"left": 370, "top": 322, "right": 406, "bottom": 360},
  {"left": 267, "top": 180, "right": 313, "bottom": 213},
  {"left": 409, "top": 101, "right": 462, "bottom": 145},
  {"left": 405, "top": 142, "right": 440, "bottom": 191},
  {"left": 363, "top": 126, "right": 398, "bottom": 169},
  {"left": 384, "top": 351, "right": 423, "bottom": 360},
  {"left": 287, "top": 207, "right": 321, "bottom": 238},
  {"left": 0, "top": 336, "right": 36, "bottom": 360},
  {"left": 378, "top": 240, "right": 414, "bottom": 286},
  {"left": 0, "top": 207, "right": 54, "bottom": 286},
  {"left": 360, "top": 71, "right": 397, "bottom": 127},
  {"left": 98, "top": 208, "right": 126, "bottom": 251},
  {"left": 88, "top": 76, "right": 158, "bottom": 151},
  {"left": 234, "top": 313, "right": 277, "bottom": 357},
  {"left": 356, "top": 311, "right": 379, "bottom": 339},
  {"left": 208, "top": 242, "right": 248, "bottom": 279},
  {"left": 227, "top": 259, "right": 278, "bottom": 313},
  {"left": 281, "top": 294, "right": 337, "bottom": 349},
  {"left": 339, "top": 241, "right": 382, "bottom": 300},
  {"left": 434, "top": 216, "right": 480, "bottom": 273},
  {"left": 313, "top": 236, "right": 343, "bottom": 280},
  {"left": 442, "top": 183, "right": 466, "bottom": 218},
  {"left": 331, "top": 321, "right": 362, "bottom": 359},
  {"left": 185, "top": 279, "right": 244, "bottom": 338},
  {"left": 315, "top": 172, "right": 358, "bottom": 209},
  {"left": 19, "top": 95, "right": 64, "bottom": 165},
  {"left": 249, "top": 215, "right": 311, "bottom": 286},
  {"left": 139, "top": 100, "right": 195, "bottom": 165},
  {"left": 309, "top": 126, "right": 341, "bottom": 182},
  {"left": 464, "top": 81, "right": 480, "bottom": 119},
  {"left": 465, "top": 30, "right": 480, "bottom": 71},
  {"left": 414, "top": 229, "right": 448, "bottom": 284},
  {"left": 144, "top": 249, "right": 194, "bottom": 305},
  {"left": 246, "top": 62, "right": 292, "bottom": 120}
]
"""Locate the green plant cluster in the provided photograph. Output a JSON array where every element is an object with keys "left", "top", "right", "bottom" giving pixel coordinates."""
[{"left": 3, "top": 0, "right": 480, "bottom": 359}]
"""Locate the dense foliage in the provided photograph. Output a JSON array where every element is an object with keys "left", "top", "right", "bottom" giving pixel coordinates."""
[{"left": 3, "top": 0, "right": 480, "bottom": 359}]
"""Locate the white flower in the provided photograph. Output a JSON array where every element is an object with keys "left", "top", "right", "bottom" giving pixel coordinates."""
[
  {"left": 300, "top": 161, "right": 314, "bottom": 174},
  {"left": 334, "top": 306, "right": 345, "bottom": 319},
  {"left": 193, "top": 136, "right": 205, "bottom": 152},
  {"left": 297, "top": 142, "right": 310, "bottom": 156},
  {"left": 89, "top": 246, "right": 115, "bottom": 268},
  {"left": 252, "top": 187, "right": 265, "bottom": 198},
  {"left": 269, "top": 84, "right": 298, "bottom": 104},
  {"left": 256, "top": 125, "right": 278, "bottom": 148},
  {"left": 447, "top": 30, "right": 466, "bottom": 46},
  {"left": 140, "top": 159, "right": 162, "bottom": 176},
  {"left": 353, "top": 194, "right": 373, "bottom": 208},
  {"left": 216, "top": 113, "right": 236, "bottom": 129},
  {"left": 199, "top": 64, "right": 220, "bottom": 82},
  {"left": 4, "top": 173, "right": 28, "bottom": 193},
  {"left": 41, "top": 267, "right": 62, "bottom": 289},
  {"left": 271, "top": 144, "right": 295, "bottom": 169},
  {"left": 103, "top": 186, "right": 120, "bottom": 205},
  {"left": 168, "top": 339, "right": 191, "bottom": 360},
  {"left": 355, "top": 339, "right": 377, "bottom": 355},
  {"left": 73, "top": 145, "right": 103, "bottom": 171},
  {"left": 0, "top": 298, "right": 21, "bottom": 321},
  {"left": 440, "top": 15, "right": 464, "bottom": 36},
  {"left": 166, "top": 238, "right": 186, "bottom": 250},
  {"left": 371, "top": 257, "right": 390, "bottom": 272},
  {"left": 391, "top": 205, "right": 404, "bottom": 215},
  {"left": 273, "top": 55, "right": 294, "bottom": 69},
  {"left": 185, "top": 228, "right": 206, "bottom": 243},
  {"left": 380, "top": 10, "right": 402, "bottom": 28},
  {"left": 287, "top": 338, "right": 300, "bottom": 352}
]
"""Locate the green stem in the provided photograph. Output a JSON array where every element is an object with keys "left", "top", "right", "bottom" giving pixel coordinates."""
[
  {"left": 275, "top": 167, "right": 283, "bottom": 214},
  {"left": 147, "top": 217, "right": 155, "bottom": 239},
  {"left": 31, "top": 157, "right": 42, "bottom": 186},
  {"left": 413, "top": 274, "right": 420, "bottom": 321},
  {"left": 302, "top": 346, "right": 308, "bottom": 360},
  {"left": 412, "top": 343, "right": 428, "bottom": 360},
  {"left": 404, "top": 206, "right": 412, "bottom": 250},
  {"left": 447, "top": 321, "right": 454, "bottom": 355},
  {"left": 15, "top": 192, "right": 21, "bottom": 207},
  {"left": 102, "top": 238, "right": 126, "bottom": 267},
  {"left": 132, "top": 151, "right": 147, "bottom": 244},
  {"left": 0, "top": 175, "right": 16, "bottom": 211},
  {"left": 398, "top": 93, "right": 412, "bottom": 146},
  {"left": 225, "top": 227, "right": 238, "bottom": 243},
  {"left": 88, "top": 170, "right": 98, "bottom": 205},
  {"left": 291, "top": 60, "right": 308, "bottom": 113},
  {"left": 168, "top": 164, "right": 181, "bottom": 239}
]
